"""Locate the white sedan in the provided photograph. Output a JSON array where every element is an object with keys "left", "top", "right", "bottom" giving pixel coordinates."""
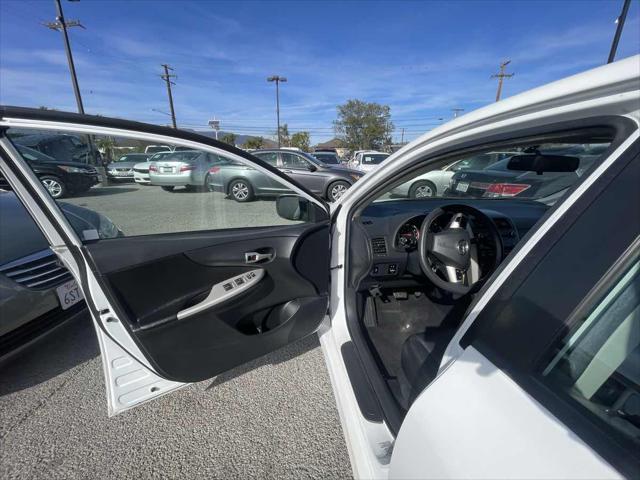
[
  {"left": 1, "top": 55, "right": 638, "bottom": 479},
  {"left": 390, "top": 151, "right": 519, "bottom": 198}
]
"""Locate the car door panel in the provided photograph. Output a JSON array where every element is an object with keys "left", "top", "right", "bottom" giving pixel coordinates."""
[{"left": 83, "top": 223, "right": 329, "bottom": 382}]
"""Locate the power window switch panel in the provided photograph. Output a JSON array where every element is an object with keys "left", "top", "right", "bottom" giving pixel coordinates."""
[{"left": 223, "top": 283, "right": 234, "bottom": 291}]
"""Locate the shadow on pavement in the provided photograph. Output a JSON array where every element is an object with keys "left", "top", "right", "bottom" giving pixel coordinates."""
[
  {"left": 74, "top": 186, "right": 139, "bottom": 197},
  {"left": 206, "top": 333, "right": 320, "bottom": 390},
  {"left": 0, "top": 312, "right": 98, "bottom": 395}
]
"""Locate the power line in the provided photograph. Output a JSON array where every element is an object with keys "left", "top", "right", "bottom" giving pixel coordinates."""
[{"left": 160, "top": 64, "right": 177, "bottom": 129}]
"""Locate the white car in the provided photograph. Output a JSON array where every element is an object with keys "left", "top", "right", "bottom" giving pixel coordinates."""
[
  {"left": 133, "top": 151, "right": 172, "bottom": 185},
  {"left": 390, "top": 151, "right": 519, "bottom": 198},
  {"left": 1, "top": 56, "right": 638, "bottom": 479},
  {"left": 350, "top": 150, "right": 390, "bottom": 173}
]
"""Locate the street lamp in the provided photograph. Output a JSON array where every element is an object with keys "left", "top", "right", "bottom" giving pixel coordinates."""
[
  {"left": 208, "top": 118, "right": 220, "bottom": 140},
  {"left": 267, "top": 75, "right": 287, "bottom": 148}
]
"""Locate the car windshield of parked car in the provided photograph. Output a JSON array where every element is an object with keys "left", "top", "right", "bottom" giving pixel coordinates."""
[
  {"left": 163, "top": 151, "right": 201, "bottom": 162},
  {"left": 373, "top": 134, "right": 612, "bottom": 205},
  {"left": 16, "top": 145, "right": 58, "bottom": 163},
  {"left": 114, "top": 154, "right": 147, "bottom": 162},
  {"left": 361, "top": 153, "right": 389, "bottom": 165},
  {"left": 314, "top": 153, "right": 340, "bottom": 164}
]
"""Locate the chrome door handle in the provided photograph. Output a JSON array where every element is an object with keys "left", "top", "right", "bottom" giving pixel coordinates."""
[{"left": 245, "top": 251, "right": 274, "bottom": 263}]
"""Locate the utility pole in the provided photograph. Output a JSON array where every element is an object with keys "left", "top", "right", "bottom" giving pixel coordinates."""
[
  {"left": 491, "top": 60, "right": 514, "bottom": 102},
  {"left": 160, "top": 64, "right": 177, "bottom": 128},
  {"left": 401, "top": 128, "right": 405, "bottom": 144},
  {"left": 452, "top": 108, "right": 465, "bottom": 118},
  {"left": 45, "top": 0, "right": 86, "bottom": 114},
  {"left": 608, "top": 0, "right": 631, "bottom": 64},
  {"left": 267, "top": 75, "right": 287, "bottom": 148}
]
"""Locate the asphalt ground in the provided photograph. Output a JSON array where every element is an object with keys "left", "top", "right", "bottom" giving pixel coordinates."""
[
  {"left": 63, "top": 181, "right": 295, "bottom": 237},
  {"left": 0, "top": 313, "right": 352, "bottom": 479},
  {"left": 1, "top": 182, "right": 352, "bottom": 479}
]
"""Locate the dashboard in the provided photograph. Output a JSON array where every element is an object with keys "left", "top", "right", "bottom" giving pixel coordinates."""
[{"left": 356, "top": 198, "right": 549, "bottom": 285}]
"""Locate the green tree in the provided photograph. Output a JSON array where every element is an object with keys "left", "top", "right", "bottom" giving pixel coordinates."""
[
  {"left": 244, "top": 136, "right": 264, "bottom": 149},
  {"left": 290, "top": 131, "right": 310, "bottom": 151},
  {"left": 277, "top": 124, "right": 291, "bottom": 147},
  {"left": 333, "top": 99, "right": 394, "bottom": 151},
  {"left": 220, "top": 133, "right": 237, "bottom": 146}
]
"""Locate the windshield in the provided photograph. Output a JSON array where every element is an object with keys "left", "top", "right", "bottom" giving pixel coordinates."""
[
  {"left": 313, "top": 153, "right": 340, "bottom": 164},
  {"left": 162, "top": 151, "right": 201, "bottom": 162},
  {"left": 374, "top": 136, "right": 612, "bottom": 205},
  {"left": 146, "top": 146, "right": 172, "bottom": 153},
  {"left": 361, "top": 153, "right": 389, "bottom": 165},
  {"left": 115, "top": 154, "right": 148, "bottom": 162},
  {"left": 16, "top": 145, "right": 58, "bottom": 163}
]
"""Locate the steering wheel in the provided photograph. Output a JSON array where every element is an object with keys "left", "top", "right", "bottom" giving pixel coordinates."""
[{"left": 418, "top": 204, "right": 503, "bottom": 295}]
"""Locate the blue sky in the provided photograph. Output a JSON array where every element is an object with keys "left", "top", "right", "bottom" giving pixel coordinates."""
[{"left": 1, "top": 0, "right": 639, "bottom": 144}]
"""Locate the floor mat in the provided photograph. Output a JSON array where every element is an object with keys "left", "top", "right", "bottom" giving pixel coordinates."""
[{"left": 365, "top": 290, "right": 452, "bottom": 378}]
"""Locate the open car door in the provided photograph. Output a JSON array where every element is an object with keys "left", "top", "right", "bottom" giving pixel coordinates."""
[{"left": 0, "top": 107, "right": 332, "bottom": 415}]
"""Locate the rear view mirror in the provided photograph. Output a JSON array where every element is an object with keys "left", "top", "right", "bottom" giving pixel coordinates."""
[
  {"left": 307, "top": 164, "right": 317, "bottom": 172},
  {"left": 507, "top": 154, "right": 579, "bottom": 174}
]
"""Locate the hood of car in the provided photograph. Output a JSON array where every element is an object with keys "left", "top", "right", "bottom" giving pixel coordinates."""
[
  {"left": 323, "top": 164, "right": 363, "bottom": 176},
  {"left": 108, "top": 161, "right": 138, "bottom": 169},
  {"left": 31, "top": 159, "right": 96, "bottom": 171}
]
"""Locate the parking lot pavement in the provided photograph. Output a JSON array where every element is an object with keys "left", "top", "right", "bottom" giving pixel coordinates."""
[
  {"left": 63, "top": 182, "right": 294, "bottom": 236},
  {"left": 0, "top": 314, "right": 352, "bottom": 479}
]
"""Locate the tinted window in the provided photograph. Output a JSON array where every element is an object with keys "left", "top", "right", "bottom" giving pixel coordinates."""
[
  {"left": 281, "top": 152, "right": 310, "bottom": 169},
  {"left": 542, "top": 259, "right": 640, "bottom": 451},
  {"left": 253, "top": 152, "right": 278, "bottom": 166},
  {"left": 361, "top": 153, "right": 388, "bottom": 165}
]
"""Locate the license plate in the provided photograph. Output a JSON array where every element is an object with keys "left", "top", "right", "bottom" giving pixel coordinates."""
[
  {"left": 56, "top": 279, "right": 84, "bottom": 310},
  {"left": 456, "top": 182, "right": 469, "bottom": 193},
  {"left": 161, "top": 167, "right": 173, "bottom": 173}
]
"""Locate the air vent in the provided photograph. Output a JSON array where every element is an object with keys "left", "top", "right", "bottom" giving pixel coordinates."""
[
  {"left": 0, "top": 249, "right": 73, "bottom": 290},
  {"left": 371, "top": 237, "right": 387, "bottom": 256}
]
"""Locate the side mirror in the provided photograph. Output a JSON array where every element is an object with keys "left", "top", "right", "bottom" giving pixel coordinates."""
[
  {"left": 276, "top": 195, "right": 326, "bottom": 222},
  {"left": 507, "top": 154, "right": 579, "bottom": 174},
  {"left": 307, "top": 163, "right": 317, "bottom": 172}
]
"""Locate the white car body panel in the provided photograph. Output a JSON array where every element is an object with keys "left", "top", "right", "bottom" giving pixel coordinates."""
[
  {"left": 390, "top": 347, "right": 621, "bottom": 479},
  {"left": 133, "top": 162, "right": 150, "bottom": 184}
]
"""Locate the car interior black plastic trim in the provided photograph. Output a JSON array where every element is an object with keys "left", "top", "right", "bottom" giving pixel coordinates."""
[{"left": 341, "top": 341, "right": 385, "bottom": 423}]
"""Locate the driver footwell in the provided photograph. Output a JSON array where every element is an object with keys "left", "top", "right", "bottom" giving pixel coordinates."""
[{"left": 362, "top": 287, "right": 471, "bottom": 409}]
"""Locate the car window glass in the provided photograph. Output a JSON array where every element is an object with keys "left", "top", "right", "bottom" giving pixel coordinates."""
[
  {"left": 541, "top": 259, "right": 640, "bottom": 452},
  {"left": 361, "top": 154, "right": 388, "bottom": 165},
  {"left": 281, "top": 152, "right": 309, "bottom": 169},
  {"left": 6, "top": 128, "right": 324, "bottom": 239},
  {"left": 253, "top": 152, "right": 278, "bottom": 166},
  {"left": 372, "top": 130, "right": 612, "bottom": 205}
]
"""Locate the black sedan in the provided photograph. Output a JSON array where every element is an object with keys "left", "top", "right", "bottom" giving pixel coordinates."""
[{"left": 0, "top": 145, "right": 99, "bottom": 199}]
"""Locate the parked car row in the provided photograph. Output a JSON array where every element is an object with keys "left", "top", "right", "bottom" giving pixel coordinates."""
[
  {"left": 137, "top": 148, "right": 364, "bottom": 202},
  {"left": 0, "top": 143, "right": 100, "bottom": 199}
]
